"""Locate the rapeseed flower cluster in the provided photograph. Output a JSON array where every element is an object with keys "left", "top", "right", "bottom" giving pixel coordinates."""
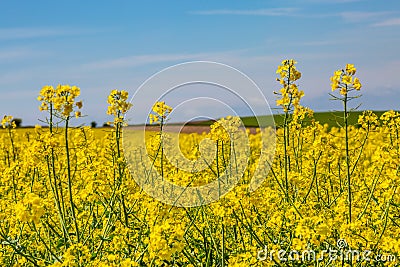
[
  {"left": 107, "top": 89, "right": 132, "bottom": 124},
  {"left": 149, "top": 101, "right": 172, "bottom": 125},
  {"left": 330, "top": 63, "right": 362, "bottom": 95},
  {"left": 38, "top": 84, "right": 82, "bottom": 118},
  {"left": 0, "top": 61, "right": 399, "bottom": 267},
  {"left": 1, "top": 115, "right": 16, "bottom": 129},
  {"left": 275, "top": 59, "right": 304, "bottom": 112}
]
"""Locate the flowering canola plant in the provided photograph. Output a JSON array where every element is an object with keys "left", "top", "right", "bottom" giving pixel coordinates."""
[{"left": 0, "top": 62, "right": 399, "bottom": 267}]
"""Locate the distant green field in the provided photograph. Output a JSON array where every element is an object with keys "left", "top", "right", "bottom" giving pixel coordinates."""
[{"left": 186, "top": 110, "right": 391, "bottom": 128}]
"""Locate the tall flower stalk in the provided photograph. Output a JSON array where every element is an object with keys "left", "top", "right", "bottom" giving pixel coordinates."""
[
  {"left": 275, "top": 59, "right": 304, "bottom": 202},
  {"left": 149, "top": 101, "right": 172, "bottom": 182},
  {"left": 38, "top": 84, "right": 83, "bottom": 244},
  {"left": 108, "top": 90, "right": 132, "bottom": 223},
  {"left": 330, "top": 64, "right": 362, "bottom": 223},
  {"left": 1, "top": 115, "right": 16, "bottom": 163}
]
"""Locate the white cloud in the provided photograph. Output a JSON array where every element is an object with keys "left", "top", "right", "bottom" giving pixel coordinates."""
[
  {"left": 339, "top": 11, "right": 394, "bottom": 22},
  {"left": 191, "top": 8, "right": 395, "bottom": 24},
  {"left": 190, "top": 8, "right": 298, "bottom": 16},
  {"left": 356, "top": 60, "right": 400, "bottom": 94},
  {"left": 296, "top": 39, "right": 354, "bottom": 47},
  {"left": 0, "top": 47, "right": 51, "bottom": 61},
  {"left": 304, "top": 0, "right": 364, "bottom": 3},
  {"left": 0, "top": 27, "right": 98, "bottom": 40},
  {"left": 373, "top": 18, "right": 400, "bottom": 27},
  {"left": 82, "top": 53, "right": 209, "bottom": 70},
  {"left": 81, "top": 50, "right": 253, "bottom": 70},
  {"left": 0, "top": 49, "right": 33, "bottom": 60}
]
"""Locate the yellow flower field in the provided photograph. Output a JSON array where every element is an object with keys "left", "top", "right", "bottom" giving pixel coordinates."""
[{"left": 0, "top": 61, "right": 399, "bottom": 266}]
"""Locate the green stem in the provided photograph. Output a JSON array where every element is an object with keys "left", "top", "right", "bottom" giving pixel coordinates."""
[
  {"left": 7, "top": 127, "right": 16, "bottom": 161},
  {"left": 216, "top": 140, "right": 220, "bottom": 197},
  {"left": 344, "top": 89, "right": 352, "bottom": 223},
  {"left": 115, "top": 112, "right": 129, "bottom": 226},
  {"left": 221, "top": 222, "right": 225, "bottom": 267},
  {"left": 283, "top": 111, "right": 289, "bottom": 202},
  {"left": 48, "top": 103, "right": 69, "bottom": 246},
  {"left": 283, "top": 64, "right": 292, "bottom": 202},
  {"left": 65, "top": 117, "right": 80, "bottom": 242},
  {"left": 160, "top": 117, "right": 165, "bottom": 194}
]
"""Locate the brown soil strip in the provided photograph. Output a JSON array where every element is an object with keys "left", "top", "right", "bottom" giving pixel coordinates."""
[{"left": 127, "top": 125, "right": 261, "bottom": 134}]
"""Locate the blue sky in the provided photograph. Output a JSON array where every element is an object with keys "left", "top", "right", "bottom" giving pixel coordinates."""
[{"left": 1, "top": 0, "right": 400, "bottom": 126}]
